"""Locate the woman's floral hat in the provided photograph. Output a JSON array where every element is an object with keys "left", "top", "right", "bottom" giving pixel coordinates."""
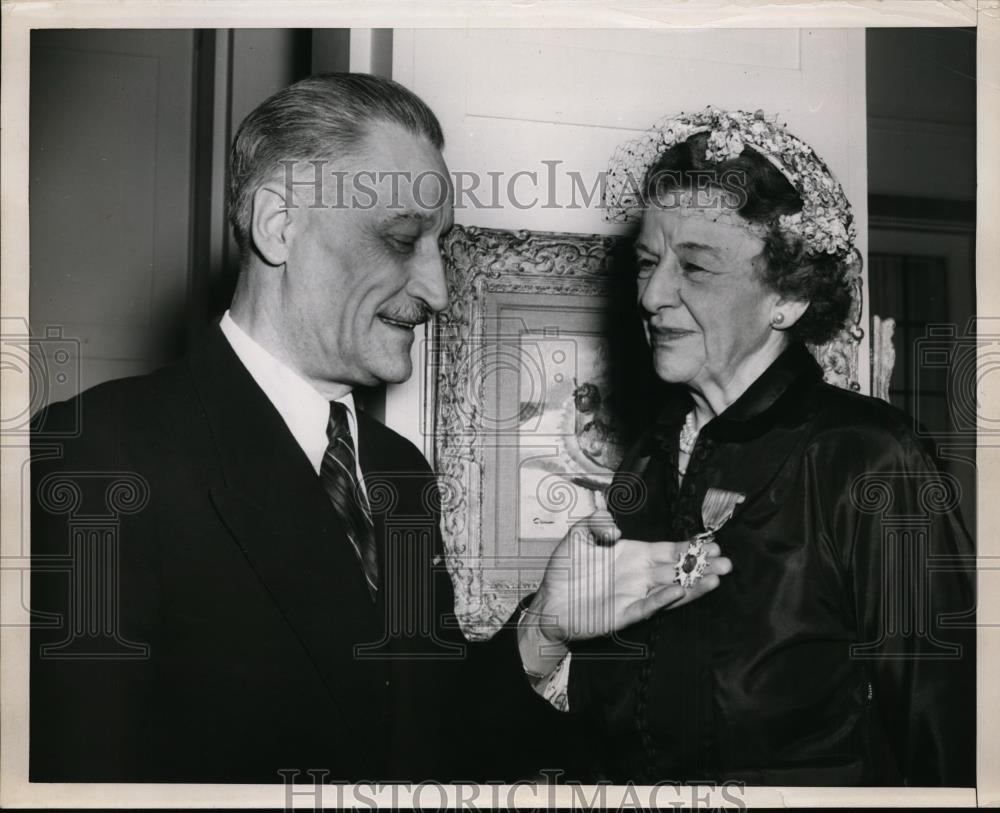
[{"left": 605, "top": 107, "right": 858, "bottom": 262}]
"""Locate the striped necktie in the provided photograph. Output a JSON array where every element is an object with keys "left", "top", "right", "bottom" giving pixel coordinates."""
[{"left": 320, "top": 401, "right": 379, "bottom": 601}]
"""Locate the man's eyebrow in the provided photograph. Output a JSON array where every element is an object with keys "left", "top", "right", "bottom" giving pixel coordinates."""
[
  {"left": 383, "top": 211, "right": 430, "bottom": 225},
  {"left": 634, "top": 241, "right": 657, "bottom": 255},
  {"left": 676, "top": 241, "right": 722, "bottom": 257},
  {"left": 383, "top": 209, "right": 455, "bottom": 237}
]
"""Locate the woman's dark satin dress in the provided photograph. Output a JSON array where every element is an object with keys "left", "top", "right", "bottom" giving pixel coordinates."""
[{"left": 568, "top": 341, "right": 975, "bottom": 786}]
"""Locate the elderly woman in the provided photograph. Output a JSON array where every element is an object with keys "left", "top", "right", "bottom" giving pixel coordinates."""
[{"left": 523, "top": 109, "right": 975, "bottom": 786}]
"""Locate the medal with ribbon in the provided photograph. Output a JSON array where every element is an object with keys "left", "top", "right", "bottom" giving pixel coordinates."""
[{"left": 673, "top": 487, "right": 746, "bottom": 588}]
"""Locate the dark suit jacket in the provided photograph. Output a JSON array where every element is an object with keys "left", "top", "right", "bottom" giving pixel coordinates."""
[{"left": 30, "top": 325, "right": 565, "bottom": 783}]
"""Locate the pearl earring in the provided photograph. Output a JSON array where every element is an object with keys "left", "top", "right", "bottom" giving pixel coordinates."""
[{"left": 771, "top": 313, "right": 785, "bottom": 327}]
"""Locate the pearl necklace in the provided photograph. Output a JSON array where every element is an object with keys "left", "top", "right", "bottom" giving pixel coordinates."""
[{"left": 678, "top": 410, "right": 699, "bottom": 455}]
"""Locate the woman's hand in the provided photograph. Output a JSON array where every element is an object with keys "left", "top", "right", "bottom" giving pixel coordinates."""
[{"left": 518, "top": 510, "right": 732, "bottom": 676}]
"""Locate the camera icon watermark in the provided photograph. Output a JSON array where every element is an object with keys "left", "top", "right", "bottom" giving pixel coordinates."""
[
  {"left": 429, "top": 320, "right": 616, "bottom": 441},
  {"left": 913, "top": 317, "right": 1000, "bottom": 439},
  {"left": 1, "top": 317, "right": 81, "bottom": 439}
]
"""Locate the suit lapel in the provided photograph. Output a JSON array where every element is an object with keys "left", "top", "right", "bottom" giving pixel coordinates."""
[
  {"left": 355, "top": 412, "right": 430, "bottom": 604},
  {"left": 355, "top": 412, "right": 396, "bottom": 584},
  {"left": 188, "top": 326, "right": 386, "bottom": 745}
]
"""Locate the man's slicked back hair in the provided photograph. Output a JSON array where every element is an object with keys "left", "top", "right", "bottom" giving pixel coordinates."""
[{"left": 227, "top": 72, "right": 445, "bottom": 255}]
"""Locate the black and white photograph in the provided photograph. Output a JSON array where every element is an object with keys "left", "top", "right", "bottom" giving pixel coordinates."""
[{"left": 1, "top": 1, "right": 996, "bottom": 808}]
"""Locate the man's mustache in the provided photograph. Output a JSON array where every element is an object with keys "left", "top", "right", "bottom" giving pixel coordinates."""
[{"left": 378, "top": 304, "right": 434, "bottom": 326}]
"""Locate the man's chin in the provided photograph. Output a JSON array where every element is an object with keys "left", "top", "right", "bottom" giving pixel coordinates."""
[
  {"left": 363, "top": 330, "right": 418, "bottom": 385},
  {"left": 369, "top": 357, "right": 414, "bottom": 386}
]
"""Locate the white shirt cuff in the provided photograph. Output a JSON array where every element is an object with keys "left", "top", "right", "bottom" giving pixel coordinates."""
[{"left": 528, "top": 652, "right": 571, "bottom": 712}]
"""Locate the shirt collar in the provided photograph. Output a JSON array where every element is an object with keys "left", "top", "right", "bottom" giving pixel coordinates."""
[
  {"left": 712, "top": 341, "right": 823, "bottom": 425},
  {"left": 219, "top": 310, "right": 358, "bottom": 474}
]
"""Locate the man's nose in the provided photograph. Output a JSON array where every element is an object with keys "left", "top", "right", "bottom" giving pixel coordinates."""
[
  {"left": 409, "top": 244, "right": 450, "bottom": 314},
  {"left": 639, "top": 256, "right": 683, "bottom": 314}
]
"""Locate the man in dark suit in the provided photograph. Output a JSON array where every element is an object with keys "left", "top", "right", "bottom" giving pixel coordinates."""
[{"left": 30, "top": 73, "right": 725, "bottom": 784}]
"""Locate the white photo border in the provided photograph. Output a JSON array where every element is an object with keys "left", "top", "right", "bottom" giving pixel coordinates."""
[{"left": 1, "top": 1, "right": 995, "bottom": 808}]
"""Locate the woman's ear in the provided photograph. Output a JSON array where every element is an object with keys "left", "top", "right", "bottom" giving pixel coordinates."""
[
  {"left": 770, "top": 298, "right": 810, "bottom": 331},
  {"left": 249, "top": 181, "right": 297, "bottom": 266}
]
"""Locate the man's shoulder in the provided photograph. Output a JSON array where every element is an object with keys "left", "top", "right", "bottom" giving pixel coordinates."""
[{"left": 31, "top": 360, "right": 198, "bottom": 460}]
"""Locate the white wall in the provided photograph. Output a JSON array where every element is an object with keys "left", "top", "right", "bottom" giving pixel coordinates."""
[
  {"left": 29, "top": 30, "right": 196, "bottom": 397},
  {"left": 386, "top": 28, "right": 870, "bottom": 444},
  {"left": 394, "top": 29, "right": 867, "bottom": 236}
]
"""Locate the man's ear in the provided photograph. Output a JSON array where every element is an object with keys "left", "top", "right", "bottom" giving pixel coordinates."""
[
  {"left": 771, "top": 297, "right": 810, "bottom": 331},
  {"left": 249, "top": 181, "right": 298, "bottom": 266}
]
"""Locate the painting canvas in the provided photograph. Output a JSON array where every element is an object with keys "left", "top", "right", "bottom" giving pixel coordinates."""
[{"left": 514, "top": 332, "right": 623, "bottom": 543}]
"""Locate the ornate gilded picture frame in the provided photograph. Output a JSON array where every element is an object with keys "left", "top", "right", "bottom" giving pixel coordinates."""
[{"left": 432, "top": 224, "right": 865, "bottom": 639}]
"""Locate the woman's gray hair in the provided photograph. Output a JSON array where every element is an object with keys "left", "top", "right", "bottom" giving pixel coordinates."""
[{"left": 227, "top": 72, "right": 444, "bottom": 254}]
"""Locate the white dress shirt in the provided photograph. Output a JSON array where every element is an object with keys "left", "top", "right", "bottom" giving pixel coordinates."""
[{"left": 219, "top": 310, "right": 365, "bottom": 489}]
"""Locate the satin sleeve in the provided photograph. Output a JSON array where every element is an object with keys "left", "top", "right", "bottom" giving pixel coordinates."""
[{"left": 816, "top": 425, "right": 976, "bottom": 786}]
